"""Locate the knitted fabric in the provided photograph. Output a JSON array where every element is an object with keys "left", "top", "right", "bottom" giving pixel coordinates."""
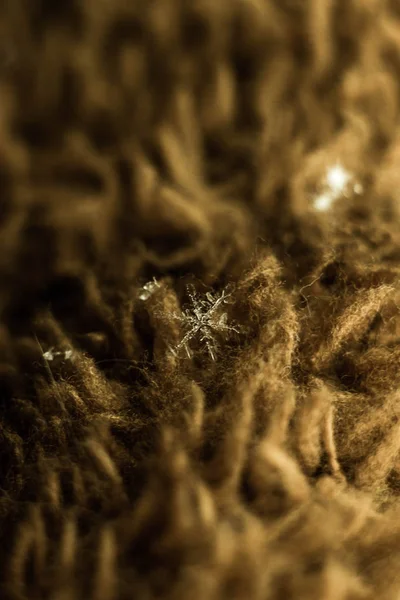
[{"left": 2, "top": 1, "right": 400, "bottom": 598}]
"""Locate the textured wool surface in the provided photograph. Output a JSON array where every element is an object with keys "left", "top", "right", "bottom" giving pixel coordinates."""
[{"left": 2, "top": 1, "right": 400, "bottom": 598}]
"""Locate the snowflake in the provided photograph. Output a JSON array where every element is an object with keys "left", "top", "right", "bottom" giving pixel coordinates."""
[{"left": 170, "top": 285, "right": 240, "bottom": 361}]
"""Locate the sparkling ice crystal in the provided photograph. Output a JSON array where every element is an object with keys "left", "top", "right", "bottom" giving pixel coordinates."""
[{"left": 170, "top": 285, "right": 240, "bottom": 361}]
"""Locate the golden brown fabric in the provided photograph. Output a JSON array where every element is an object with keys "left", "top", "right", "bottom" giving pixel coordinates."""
[{"left": 2, "top": 1, "right": 400, "bottom": 598}]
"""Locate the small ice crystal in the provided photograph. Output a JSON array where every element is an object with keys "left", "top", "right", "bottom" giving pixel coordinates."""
[
  {"left": 43, "top": 349, "right": 54, "bottom": 361},
  {"left": 138, "top": 278, "right": 160, "bottom": 301},
  {"left": 43, "top": 347, "right": 73, "bottom": 361},
  {"left": 170, "top": 284, "right": 240, "bottom": 361}
]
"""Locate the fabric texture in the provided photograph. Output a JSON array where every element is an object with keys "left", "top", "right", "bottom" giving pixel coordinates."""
[{"left": 2, "top": 1, "right": 400, "bottom": 598}]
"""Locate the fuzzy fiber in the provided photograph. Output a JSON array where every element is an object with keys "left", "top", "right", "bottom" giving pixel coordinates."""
[{"left": 2, "top": 1, "right": 400, "bottom": 599}]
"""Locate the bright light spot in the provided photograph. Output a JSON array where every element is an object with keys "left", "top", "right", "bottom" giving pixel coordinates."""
[
  {"left": 313, "top": 164, "right": 361, "bottom": 212},
  {"left": 354, "top": 182, "right": 363, "bottom": 195},
  {"left": 326, "top": 164, "right": 351, "bottom": 195},
  {"left": 314, "top": 192, "right": 335, "bottom": 212}
]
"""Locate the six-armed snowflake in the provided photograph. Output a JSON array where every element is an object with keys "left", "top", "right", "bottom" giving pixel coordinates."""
[{"left": 170, "top": 284, "right": 240, "bottom": 361}]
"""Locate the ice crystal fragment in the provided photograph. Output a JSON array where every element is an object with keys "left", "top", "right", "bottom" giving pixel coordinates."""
[{"left": 138, "top": 278, "right": 160, "bottom": 301}]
